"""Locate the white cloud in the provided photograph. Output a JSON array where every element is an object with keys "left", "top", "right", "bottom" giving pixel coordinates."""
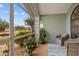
[
  {"left": 0, "top": 4, "right": 3, "bottom": 8},
  {"left": 22, "top": 12, "right": 25, "bottom": 15},
  {"left": 14, "top": 12, "right": 18, "bottom": 15}
]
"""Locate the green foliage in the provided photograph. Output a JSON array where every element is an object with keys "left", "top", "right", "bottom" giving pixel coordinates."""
[
  {"left": 23, "top": 37, "right": 36, "bottom": 56},
  {"left": 25, "top": 18, "right": 34, "bottom": 32},
  {"left": 15, "top": 31, "right": 31, "bottom": 47},
  {"left": 39, "top": 28, "right": 48, "bottom": 44},
  {"left": 25, "top": 19, "right": 34, "bottom": 27},
  {"left": 15, "top": 37, "right": 25, "bottom": 47},
  {"left": 15, "top": 26, "right": 25, "bottom": 30},
  {"left": 0, "top": 19, "right": 9, "bottom": 32},
  {"left": 15, "top": 31, "right": 30, "bottom": 37}
]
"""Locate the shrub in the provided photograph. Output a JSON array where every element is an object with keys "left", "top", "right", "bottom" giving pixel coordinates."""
[
  {"left": 39, "top": 28, "right": 48, "bottom": 44},
  {"left": 15, "top": 31, "right": 30, "bottom": 37},
  {"left": 23, "top": 37, "right": 36, "bottom": 56},
  {"left": 15, "top": 37, "right": 25, "bottom": 47},
  {"left": 14, "top": 31, "right": 31, "bottom": 47}
]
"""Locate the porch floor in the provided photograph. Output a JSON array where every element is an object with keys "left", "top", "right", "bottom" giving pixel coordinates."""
[
  {"left": 48, "top": 44, "right": 66, "bottom": 56},
  {"left": 33, "top": 43, "right": 66, "bottom": 56},
  {"left": 33, "top": 44, "right": 48, "bottom": 56}
]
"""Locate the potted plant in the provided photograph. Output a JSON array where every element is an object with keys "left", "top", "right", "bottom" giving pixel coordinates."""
[{"left": 39, "top": 28, "right": 48, "bottom": 44}]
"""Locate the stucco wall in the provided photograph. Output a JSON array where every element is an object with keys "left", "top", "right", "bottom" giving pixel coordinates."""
[{"left": 41, "top": 14, "right": 66, "bottom": 43}]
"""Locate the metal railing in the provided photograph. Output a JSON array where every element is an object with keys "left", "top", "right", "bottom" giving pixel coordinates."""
[{"left": 14, "top": 33, "right": 34, "bottom": 40}]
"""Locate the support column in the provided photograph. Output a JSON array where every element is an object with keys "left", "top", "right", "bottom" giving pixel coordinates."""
[
  {"left": 34, "top": 16, "right": 40, "bottom": 44},
  {"left": 9, "top": 3, "right": 14, "bottom": 56}
]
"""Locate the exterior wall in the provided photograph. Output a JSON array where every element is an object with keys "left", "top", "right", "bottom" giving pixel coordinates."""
[
  {"left": 41, "top": 14, "right": 66, "bottom": 43},
  {"left": 66, "top": 3, "right": 79, "bottom": 36}
]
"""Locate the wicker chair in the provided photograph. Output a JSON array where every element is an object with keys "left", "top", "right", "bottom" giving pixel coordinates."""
[{"left": 56, "top": 33, "right": 69, "bottom": 46}]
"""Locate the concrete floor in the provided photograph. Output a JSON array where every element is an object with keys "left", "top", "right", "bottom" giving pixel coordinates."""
[{"left": 48, "top": 44, "right": 66, "bottom": 56}]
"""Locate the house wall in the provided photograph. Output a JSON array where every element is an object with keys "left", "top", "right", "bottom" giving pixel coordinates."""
[
  {"left": 40, "top": 14, "right": 66, "bottom": 43},
  {"left": 66, "top": 3, "right": 79, "bottom": 36}
]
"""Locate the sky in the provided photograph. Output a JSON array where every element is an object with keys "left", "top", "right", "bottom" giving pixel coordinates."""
[{"left": 0, "top": 3, "right": 30, "bottom": 26}]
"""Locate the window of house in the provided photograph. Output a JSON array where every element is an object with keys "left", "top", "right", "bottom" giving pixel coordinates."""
[{"left": 71, "top": 5, "right": 79, "bottom": 38}]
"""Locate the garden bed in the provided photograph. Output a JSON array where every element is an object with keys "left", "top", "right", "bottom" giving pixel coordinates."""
[{"left": 0, "top": 43, "right": 27, "bottom": 56}]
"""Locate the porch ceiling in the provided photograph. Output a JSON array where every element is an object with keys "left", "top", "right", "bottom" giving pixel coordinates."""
[{"left": 38, "top": 3, "right": 72, "bottom": 15}]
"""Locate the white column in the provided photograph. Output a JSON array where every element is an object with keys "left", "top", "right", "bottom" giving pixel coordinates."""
[
  {"left": 9, "top": 3, "right": 14, "bottom": 56},
  {"left": 34, "top": 16, "right": 40, "bottom": 43}
]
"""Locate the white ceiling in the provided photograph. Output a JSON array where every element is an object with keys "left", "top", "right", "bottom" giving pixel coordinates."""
[{"left": 38, "top": 3, "right": 72, "bottom": 15}]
